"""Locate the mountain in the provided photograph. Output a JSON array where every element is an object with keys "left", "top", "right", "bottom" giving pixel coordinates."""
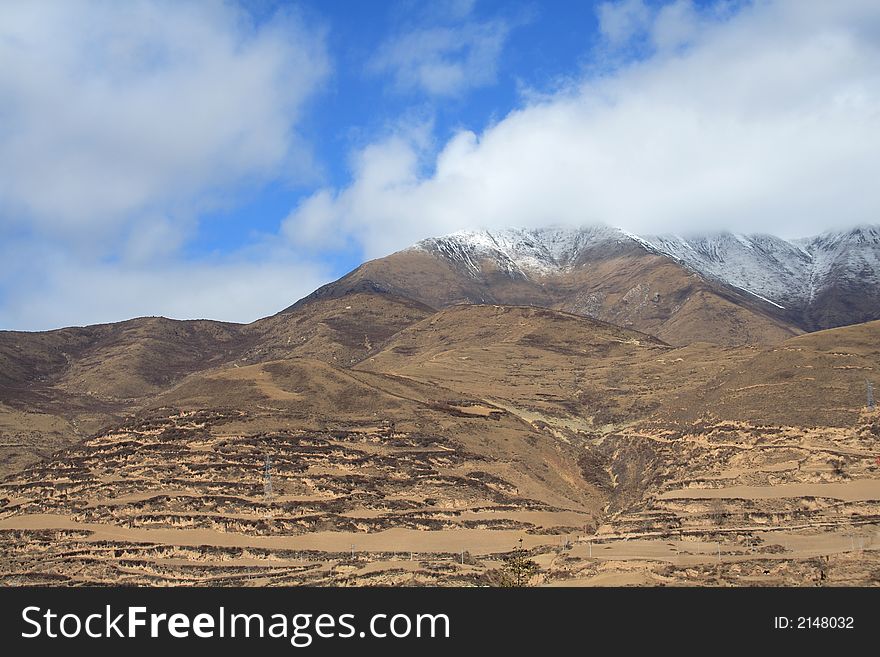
[
  {"left": 4, "top": 223, "right": 875, "bottom": 476},
  {"left": 641, "top": 225, "right": 880, "bottom": 330},
  {"left": 2, "top": 298, "right": 878, "bottom": 586},
  {"left": 795, "top": 226, "right": 880, "bottom": 329},
  {"left": 1, "top": 223, "right": 879, "bottom": 587},
  {"left": 294, "top": 225, "right": 880, "bottom": 344},
  {"left": 0, "top": 317, "right": 247, "bottom": 477},
  {"left": 0, "top": 292, "right": 433, "bottom": 476}
]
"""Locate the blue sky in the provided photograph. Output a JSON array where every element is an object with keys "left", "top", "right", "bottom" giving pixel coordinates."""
[
  {"left": 188, "top": 0, "right": 608, "bottom": 274},
  {"left": 1, "top": 0, "right": 879, "bottom": 330}
]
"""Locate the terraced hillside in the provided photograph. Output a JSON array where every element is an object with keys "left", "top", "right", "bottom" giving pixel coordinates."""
[
  {"left": 0, "top": 292, "right": 433, "bottom": 478},
  {"left": 0, "top": 353, "right": 602, "bottom": 585},
  {"left": 1, "top": 299, "right": 878, "bottom": 586}
]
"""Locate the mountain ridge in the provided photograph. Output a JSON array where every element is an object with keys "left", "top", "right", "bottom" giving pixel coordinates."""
[
  {"left": 2, "top": 227, "right": 879, "bottom": 586},
  {"left": 411, "top": 224, "right": 880, "bottom": 311},
  {"left": 311, "top": 223, "right": 878, "bottom": 338}
]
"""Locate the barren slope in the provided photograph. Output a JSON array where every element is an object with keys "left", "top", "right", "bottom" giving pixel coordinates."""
[
  {"left": 0, "top": 355, "right": 605, "bottom": 585},
  {"left": 292, "top": 241, "right": 800, "bottom": 347},
  {"left": 0, "top": 292, "right": 435, "bottom": 478}
]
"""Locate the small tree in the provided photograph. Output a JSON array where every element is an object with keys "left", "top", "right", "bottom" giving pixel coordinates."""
[
  {"left": 481, "top": 539, "right": 541, "bottom": 587},
  {"left": 499, "top": 539, "right": 539, "bottom": 587}
]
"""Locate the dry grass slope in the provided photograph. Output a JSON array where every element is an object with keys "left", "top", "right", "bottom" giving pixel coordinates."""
[{"left": 1, "top": 292, "right": 878, "bottom": 586}]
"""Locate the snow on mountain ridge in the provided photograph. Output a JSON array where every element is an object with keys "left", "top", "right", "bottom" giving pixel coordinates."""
[
  {"left": 638, "top": 232, "right": 814, "bottom": 307},
  {"left": 411, "top": 226, "right": 624, "bottom": 277},
  {"left": 796, "top": 225, "right": 880, "bottom": 302},
  {"left": 412, "top": 225, "right": 630, "bottom": 274},
  {"left": 411, "top": 224, "right": 880, "bottom": 309}
]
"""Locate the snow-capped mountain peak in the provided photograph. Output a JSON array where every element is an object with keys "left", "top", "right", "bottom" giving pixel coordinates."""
[
  {"left": 637, "top": 231, "right": 814, "bottom": 308},
  {"left": 411, "top": 224, "right": 880, "bottom": 311},
  {"left": 412, "top": 225, "right": 630, "bottom": 276}
]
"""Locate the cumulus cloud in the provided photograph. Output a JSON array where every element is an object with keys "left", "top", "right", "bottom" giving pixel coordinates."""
[
  {"left": 367, "top": 6, "right": 513, "bottom": 97},
  {"left": 285, "top": 0, "right": 880, "bottom": 258},
  {"left": 0, "top": 0, "right": 331, "bottom": 330},
  {"left": 0, "top": 241, "right": 331, "bottom": 330},
  {"left": 598, "top": 0, "right": 654, "bottom": 48},
  {"left": 598, "top": 0, "right": 736, "bottom": 55},
  {"left": 0, "top": 0, "right": 329, "bottom": 248}
]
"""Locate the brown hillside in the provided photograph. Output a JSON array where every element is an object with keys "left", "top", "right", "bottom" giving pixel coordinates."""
[{"left": 291, "top": 245, "right": 800, "bottom": 347}]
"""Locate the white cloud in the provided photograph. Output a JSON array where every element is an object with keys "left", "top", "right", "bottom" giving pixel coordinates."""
[
  {"left": 0, "top": 0, "right": 329, "bottom": 251},
  {"left": 598, "top": 0, "right": 732, "bottom": 54},
  {"left": 367, "top": 11, "right": 511, "bottom": 97},
  {"left": 0, "top": 0, "right": 333, "bottom": 330},
  {"left": 598, "top": 0, "right": 653, "bottom": 47},
  {"left": 285, "top": 0, "right": 880, "bottom": 258},
  {"left": 651, "top": 0, "right": 702, "bottom": 51},
  {"left": 0, "top": 241, "right": 332, "bottom": 330},
  {"left": 122, "top": 215, "right": 192, "bottom": 265}
]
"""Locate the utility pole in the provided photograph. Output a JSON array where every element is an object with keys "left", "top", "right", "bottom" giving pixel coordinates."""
[
  {"left": 263, "top": 455, "right": 273, "bottom": 498},
  {"left": 516, "top": 539, "right": 525, "bottom": 587},
  {"left": 868, "top": 380, "right": 875, "bottom": 410}
]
